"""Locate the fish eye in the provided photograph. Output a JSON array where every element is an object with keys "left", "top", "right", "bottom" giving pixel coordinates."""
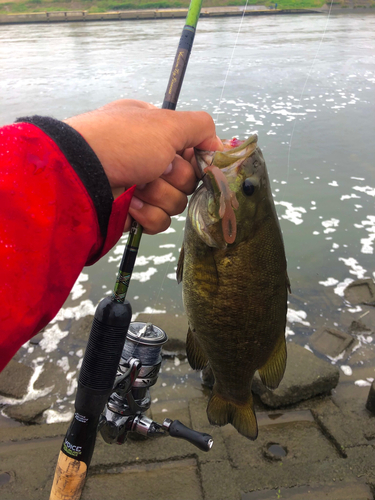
[{"left": 242, "top": 179, "right": 255, "bottom": 196}]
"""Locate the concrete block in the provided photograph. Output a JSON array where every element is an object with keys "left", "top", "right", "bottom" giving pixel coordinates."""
[
  {"left": 310, "top": 326, "right": 354, "bottom": 357},
  {"left": 0, "top": 359, "right": 33, "bottom": 399},
  {"left": 242, "top": 482, "right": 373, "bottom": 500},
  {"left": 344, "top": 278, "right": 375, "bottom": 305},
  {"left": 200, "top": 461, "right": 241, "bottom": 500},
  {"left": 82, "top": 458, "right": 203, "bottom": 500},
  {"left": 252, "top": 342, "right": 340, "bottom": 407}
]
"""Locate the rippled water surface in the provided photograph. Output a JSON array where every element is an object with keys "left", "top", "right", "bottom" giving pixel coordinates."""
[{"left": 1, "top": 13, "right": 374, "bottom": 420}]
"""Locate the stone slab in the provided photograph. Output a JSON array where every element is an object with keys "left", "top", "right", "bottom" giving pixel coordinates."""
[
  {"left": 311, "top": 399, "right": 367, "bottom": 452},
  {"left": 82, "top": 458, "right": 203, "bottom": 500},
  {"left": 3, "top": 395, "right": 54, "bottom": 424},
  {"left": 0, "top": 359, "right": 33, "bottom": 399},
  {"left": 200, "top": 461, "right": 241, "bottom": 500},
  {"left": 136, "top": 313, "right": 188, "bottom": 356},
  {"left": 344, "top": 278, "right": 375, "bottom": 305},
  {"left": 242, "top": 482, "right": 373, "bottom": 500},
  {"left": 309, "top": 326, "right": 354, "bottom": 358},
  {"left": 252, "top": 342, "right": 340, "bottom": 407}
]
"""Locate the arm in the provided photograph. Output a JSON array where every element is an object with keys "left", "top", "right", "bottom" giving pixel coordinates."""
[{"left": 0, "top": 99, "right": 222, "bottom": 371}]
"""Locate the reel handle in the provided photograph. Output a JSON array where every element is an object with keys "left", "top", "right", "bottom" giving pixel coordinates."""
[{"left": 163, "top": 419, "right": 213, "bottom": 452}]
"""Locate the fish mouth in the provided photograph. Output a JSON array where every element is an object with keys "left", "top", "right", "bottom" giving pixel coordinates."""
[{"left": 194, "top": 135, "right": 258, "bottom": 246}]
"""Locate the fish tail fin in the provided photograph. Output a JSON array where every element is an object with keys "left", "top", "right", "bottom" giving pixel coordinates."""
[
  {"left": 186, "top": 328, "right": 208, "bottom": 370},
  {"left": 258, "top": 336, "right": 287, "bottom": 390},
  {"left": 207, "top": 387, "right": 258, "bottom": 440}
]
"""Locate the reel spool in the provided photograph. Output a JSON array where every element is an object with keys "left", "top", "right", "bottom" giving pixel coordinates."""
[{"left": 99, "top": 322, "right": 213, "bottom": 451}]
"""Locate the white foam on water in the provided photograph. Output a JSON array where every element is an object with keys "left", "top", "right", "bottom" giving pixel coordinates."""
[
  {"left": 132, "top": 307, "right": 166, "bottom": 321},
  {"left": 52, "top": 300, "right": 95, "bottom": 324},
  {"left": 338, "top": 257, "right": 367, "bottom": 279},
  {"left": 44, "top": 409, "right": 74, "bottom": 424},
  {"left": 0, "top": 358, "right": 54, "bottom": 406},
  {"left": 322, "top": 218, "right": 340, "bottom": 233},
  {"left": 285, "top": 326, "right": 295, "bottom": 337},
  {"left": 334, "top": 278, "right": 354, "bottom": 297},
  {"left": 328, "top": 181, "right": 339, "bottom": 187},
  {"left": 66, "top": 371, "right": 77, "bottom": 397},
  {"left": 355, "top": 379, "right": 371, "bottom": 387},
  {"left": 340, "top": 194, "right": 361, "bottom": 200},
  {"left": 135, "top": 253, "right": 176, "bottom": 267},
  {"left": 275, "top": 201, "right": 306, "bottom": 226},
  {"left": 287, "top": 309, "right": 310, "bottom": 326},
  {"left": 304, "top": 344, "right": 313, "bottom": 353},
  {"left": 161, "top": 227, "right": 176, "bottom": 234},
  {"left": 159, "top": 244, "right": 176, "bottom": 248},
  {"left": 327, "top": 351, "right": 346, "bottom": 364},
  {"left": 132, "top": 267, "right": 157, "bottom": 283},
  {"left": 40, "top": 324, "right": 69, "bottom": 353},
  {"left": 319, "top": 277, "right": 339, "bottom": 287},
  {"left": 360, "top": 215, "right": 375, "bottom": 254},
  {"left": 340, "top": 365, "right": 352, "bottom": 376},
  {"left": 353, "top": 186, "right": 375, "bottom": 197},
  {"left": 351, "top": 177, "right": 365, "bottom": 181},
  {"left": 70, "top": 273, "right": 89, "bottom": 301},
  {"left": 167, "top": 273, "right": 177, "bottom": 281},
  {"left": 171, "top": 215, "right": 186, "bottom": 222},
  {"left": 56, "top": 356, "right": 70, "bottom": 373}
]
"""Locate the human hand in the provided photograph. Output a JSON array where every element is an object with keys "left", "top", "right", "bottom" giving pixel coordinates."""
[{"left": 64, "top": 99, "right": 223, "bottom": 234}]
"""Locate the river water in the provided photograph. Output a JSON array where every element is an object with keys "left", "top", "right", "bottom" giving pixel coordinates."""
[{"left": 0, "top": 12, "right": 375, "bottom": 422}]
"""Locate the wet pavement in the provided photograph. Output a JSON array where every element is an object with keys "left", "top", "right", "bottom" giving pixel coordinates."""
[{"left": 1, "top": 283, "right": 375, "bottom": 499}]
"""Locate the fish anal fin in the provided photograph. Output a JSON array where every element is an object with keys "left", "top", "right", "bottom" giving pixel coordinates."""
[
  {"left": 207, "top": 388, "right": 258, "bottom": 440},
  {"left": 186, "top": 327, "right": 208, "bottom": 370},
  {"left": 258, "top": 337, "right": 287, "bottom": 390},
  {"left": 176, "top": 244, "right": 184, "bottom": 284}
]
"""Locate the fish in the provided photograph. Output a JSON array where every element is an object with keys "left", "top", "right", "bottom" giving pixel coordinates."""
[{"left": 176, "top": 135, "right": 290, "bottom": 440}]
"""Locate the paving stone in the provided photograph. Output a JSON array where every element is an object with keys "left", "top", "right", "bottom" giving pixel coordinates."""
[
  {"left": 0, "top": 359, "right": 33, "bottom": 399},
  {"left": 82, "top": 458, "right": 203, "bottom": 500},
  {"left": 200, "top": 461, "right": 241, "bottom": 500},
  {"left": 344, "top": 278, "right": 375, "bottom": 305},
  {"left": 4, "top": 395, "right": 55, "bottom": 424},
  {"left": 252, "top": 342, "right": 340, "bottom": 407},
  {"left": 242, "top": 481, "right": 373, "bottom": 500},
  {"left": 311, "top": 399, "right": 367, "bottom": 452},
  {"left": 136, "top": 313, "right": 188, "bottom": 356},
  {"left": 309, "top": 326, "right": 354, "bottom": 358}
]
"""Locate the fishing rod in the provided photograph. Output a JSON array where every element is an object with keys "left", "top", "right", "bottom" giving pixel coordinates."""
[{"left": 49, "top": 3, "right": 211, "bottom": 499}]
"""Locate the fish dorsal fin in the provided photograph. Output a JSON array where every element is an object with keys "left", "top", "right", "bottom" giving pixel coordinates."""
[
  {"left": 258, "top": 337, "right": 287, "bottom": 390},
  {"left": 186, "top": 327, "right": 208, "bottom": 370},
  {"left": 207, "top": 388, "right": 258, "bottom": 440},
  {"left": 176, "top": 244, "right": 184, "bottom": 284}
]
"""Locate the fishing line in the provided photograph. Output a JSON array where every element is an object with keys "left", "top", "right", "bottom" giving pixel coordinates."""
[
  {"left": 286, "top": 0, "right": 335, "bottom": 182},
  {"left": 211, "top": 0, "right": 250, "bottom": 148}
]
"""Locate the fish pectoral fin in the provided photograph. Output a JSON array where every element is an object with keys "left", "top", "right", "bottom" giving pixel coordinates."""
[
  {"left": 207, "top": 388, "right": 258, "bottom": 440},
  {"left": 176, "top": 244, "right": 184, "bottom": 284},
  {"left": 286, "top": 272, "right": 292, "bottom": 294},
  {"left": 186, "top": 328, "right": 208, "bottom": 370},
  {"left": 258, "top": 336, "right": 287, "bottom": 390}
]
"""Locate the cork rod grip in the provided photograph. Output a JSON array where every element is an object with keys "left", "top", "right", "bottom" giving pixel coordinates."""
[{"left": 50, "top": 451, "right": 87, "bottom": 500}]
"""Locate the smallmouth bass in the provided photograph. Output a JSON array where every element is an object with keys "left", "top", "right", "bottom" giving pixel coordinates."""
[{"left": 177, "top": 136, "right": 290, "bottom": 440}]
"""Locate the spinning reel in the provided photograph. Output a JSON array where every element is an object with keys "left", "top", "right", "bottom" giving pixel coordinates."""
[{"left": 99, "top": 322, "right": 213, "bottom": 452}]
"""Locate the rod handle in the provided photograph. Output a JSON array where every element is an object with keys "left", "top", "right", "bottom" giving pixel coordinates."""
[
  {"left": 164, "top": 419, "right": 213, "bottom": 452},
  {"left": 49, "top": 452, "right": 87, "bottom": 500}
]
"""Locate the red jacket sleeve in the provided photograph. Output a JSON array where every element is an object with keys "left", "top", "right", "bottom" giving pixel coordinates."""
[{"left": 0, "top": 120, "right": 135, "bottom": 371}]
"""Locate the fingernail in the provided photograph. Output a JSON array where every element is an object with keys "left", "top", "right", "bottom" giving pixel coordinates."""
[
  {"left": 130, "top": 196, "right": 144, "bottom": 210},
  {"left": 163, "top": 163, "right": 173, "bottom": 175}
]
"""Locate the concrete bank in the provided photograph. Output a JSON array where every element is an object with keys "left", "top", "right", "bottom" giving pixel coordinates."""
[{"left": 0, "top": 6, "right": 322, "bottom": 25}]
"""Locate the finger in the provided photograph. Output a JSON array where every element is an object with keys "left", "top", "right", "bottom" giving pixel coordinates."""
[
  {"left": 161, "top": 155, "right": 197, "bottom": 195},
  {"left": 133, "top": 180, "right": 188, "bottom": 216},
  {"left": 128, "top": 200, "right": 171, "bottom": 235},
  {"left": 162, "top": 110, "right": 223, "bottom": 153}
]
